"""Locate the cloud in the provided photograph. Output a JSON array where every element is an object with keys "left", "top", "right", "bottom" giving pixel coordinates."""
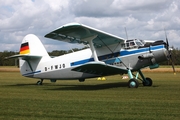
[
  {"left": 70, "top": 0, "right": 116, "bottom": 17},
  {"left": 0, "top": 0, "right": 179, "bottom": 52}
]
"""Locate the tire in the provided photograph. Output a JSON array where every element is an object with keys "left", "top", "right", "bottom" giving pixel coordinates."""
[
  {"left": 37, "top": 81, "right": 42, "bottom": 85},
  {"left": 79, "top": 79, "right": 85, "bottom": 82},
  {"left": 143, "top": 77, "right": 152, "bottom": 86},
  {"left": 128, "top": 79, "right": 139, "bottom": 88}
]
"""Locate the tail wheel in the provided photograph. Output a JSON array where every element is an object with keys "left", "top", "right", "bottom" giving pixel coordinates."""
[
  {"left": 128, "top": 79, "right": 139, "bottom": 88},
  {"left": 79, "top": 78, "right": 85, "bottom": 82},
  {"left": 37, "top": 81, "right": 42, "bottom": 85},
  {"left": 143, "top": 77, "right": 153, "bottom": 86},
  {"left": 37, "top": 79, "right": 43, "bottom": 85}
]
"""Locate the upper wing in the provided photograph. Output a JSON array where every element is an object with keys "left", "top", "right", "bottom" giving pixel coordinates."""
[
  {"left": 45, "top": 23, "right": 125, "bottom": 47},
  {"left": 72, "top": 62, "right": 127, "bottom": 76}
]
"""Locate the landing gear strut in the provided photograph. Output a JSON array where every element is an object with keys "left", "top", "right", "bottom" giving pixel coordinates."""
[
  {"left": 138, "top": 70, "right": 153, "bottom": 86},
  {"left": 127, "top": 69, "right": 153, "bottom": 88},
  {"left": 127, "top": 69, "right": 139, "bottom": 88},
  {"left": 37, "top": 79, "right": 43, "bottom": 85}
]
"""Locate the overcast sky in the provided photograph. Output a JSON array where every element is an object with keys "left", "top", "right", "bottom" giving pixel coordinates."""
[{"left": 0, "top": 0, "right": 180, "bottom": 52}]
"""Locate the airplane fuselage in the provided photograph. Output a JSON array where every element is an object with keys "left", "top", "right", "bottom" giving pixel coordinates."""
[{"left": 20, "top": 43, "right": 168, "bottom": 80}]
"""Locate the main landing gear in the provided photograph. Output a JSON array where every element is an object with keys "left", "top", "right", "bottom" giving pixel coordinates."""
[{"left": 127, "top": 69, "right": 153, "bottom": 88}]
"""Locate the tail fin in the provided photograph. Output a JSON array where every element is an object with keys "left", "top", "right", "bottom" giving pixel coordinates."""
[
  {"left": 19, "top": 34, "right": 50, "bottom": 76},
  {"left": 20, "top": 34, "right": 49, "bottom": 57},
  {"left": 7, "top": 34, "right": 50, "bottom": 77}
]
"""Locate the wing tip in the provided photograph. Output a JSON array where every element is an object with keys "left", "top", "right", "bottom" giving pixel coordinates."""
[
  {"left": 44, "top": 22, "right": 82, "bottom": 38},
  {"left": 63, "top": 22, "right": 81, "bottom": 27}
]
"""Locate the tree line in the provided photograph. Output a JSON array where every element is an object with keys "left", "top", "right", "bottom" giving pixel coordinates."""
[
  {"left": 0, "top": 48, "right": 87, "bottom": 66},
  {"left": 1, "top": 47, "right": 180, "bottom": 66}
]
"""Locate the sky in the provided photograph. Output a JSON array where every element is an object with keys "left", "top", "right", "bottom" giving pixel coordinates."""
[{"left": 0, "top": 0, "right": 180, "bottom": 52}]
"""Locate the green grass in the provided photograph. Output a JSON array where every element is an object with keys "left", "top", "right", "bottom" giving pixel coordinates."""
[
  {"left": 159, "top": 65, "right": 180, "bottom": 68},
  {"left": 0, "top": 72, "right": 180, "bottom": 120},
  {"left": 0, "top": 66, "right": 18, "bottom": 68}
]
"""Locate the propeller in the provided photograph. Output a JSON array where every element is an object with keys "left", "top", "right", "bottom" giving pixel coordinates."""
[
  {"left": 165, "top": 30, "right": 169, "bottom": 49},
  {"left": 169, "top": 50, "right": 176, "bottom": 74},
  {"left": 164, "top": 29, "right": 176, "bottom": 74}
]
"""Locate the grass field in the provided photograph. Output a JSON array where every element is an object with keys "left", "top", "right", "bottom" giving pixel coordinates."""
[{"left": 0, "top": 70, "right": 180, "bottom": 120}]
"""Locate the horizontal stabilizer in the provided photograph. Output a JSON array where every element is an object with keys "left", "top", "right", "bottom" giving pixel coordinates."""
[
  {"left": 72, "top": 62, "right": 127, "bottom": 76},
  {"left": 5, "top": 54, "right": 42, "bottom": 60}
]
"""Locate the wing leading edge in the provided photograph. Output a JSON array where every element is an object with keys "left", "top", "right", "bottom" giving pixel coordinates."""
[
  {"left": 72, "top": 62, "right": 127, "bottom": 76},
  {"left": 45, "top": 23, "right": 125, "bottom": 47}
]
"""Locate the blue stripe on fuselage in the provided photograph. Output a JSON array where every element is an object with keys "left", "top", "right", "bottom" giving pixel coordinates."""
[
  {"left": 23, "top": 70, "right": 41, "bottom": 76},
  {"left": 120, "top": 45, "right": 164, "bottom": 56},
  {"left": 71, "top": 45, "right": 165, "bottom": 66}
]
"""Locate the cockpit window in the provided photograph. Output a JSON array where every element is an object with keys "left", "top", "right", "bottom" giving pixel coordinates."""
[
  {"left": 135, "top": 39, "right": 143, "bottom": 46},
  {"left": 135, "top": 41, "right": 142, "bottom": 46},
  {"left": 122, "top": 39, "right": 144, "bottom": 49},
  {"left": 130, "top": 42, "right": 135, "bottom": 46}
]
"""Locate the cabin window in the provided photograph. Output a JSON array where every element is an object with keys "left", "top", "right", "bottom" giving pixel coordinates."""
[
  {"left": 63, "top": 64, "right": 65, "bottom": 68},
  {"left": 126, "top": 43, "right": 130, "bottom": 48},
  {"left": 121, "top": 44, "right": 125, "bottom": 48},
  {"left": 59, "top": 64, "right": 61, "bottom": 69}
]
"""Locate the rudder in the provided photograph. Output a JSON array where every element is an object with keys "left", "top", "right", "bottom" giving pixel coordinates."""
[{"left": 20, "top": 34, "right": 49, "bottom": 57}]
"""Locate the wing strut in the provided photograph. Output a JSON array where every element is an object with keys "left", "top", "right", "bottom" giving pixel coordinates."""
[
  {"left": 82, "top": 35, "right": 99, "bottom": 62},
  {"left": 89, "top": 37, "right": 98, "bottom": 62}
]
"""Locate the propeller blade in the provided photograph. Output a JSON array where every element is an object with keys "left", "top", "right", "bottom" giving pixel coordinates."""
[
  {"left": 169, "top": 50, "right": 176, "bottom": 75},
  {"left": 166, "top": 37, "right": 169, "bottom": 49},
  {"left": 164, "top": 28, "right": 169, "bottom": 49},
  {"left": 170, "top": 56, "right": 176, "bottom": 74},
  {"left": 164, "top": 29, "right": 176, "bottom": 74}
]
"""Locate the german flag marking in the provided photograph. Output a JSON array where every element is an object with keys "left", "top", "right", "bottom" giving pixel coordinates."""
[
  {"left": 20, "top": 42, "right": 30, "bottom": 54},
  {"left": 20, "top": 46, "right": 29, "bottom": 51}
]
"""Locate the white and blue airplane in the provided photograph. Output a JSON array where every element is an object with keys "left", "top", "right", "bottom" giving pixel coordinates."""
[{"left": 7, "top": 23, "right": 174, "bottom": 88}]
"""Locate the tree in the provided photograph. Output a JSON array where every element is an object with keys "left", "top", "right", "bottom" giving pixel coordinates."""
[{"left": 0, "top": 51, "right": 18, "bottom": 66}]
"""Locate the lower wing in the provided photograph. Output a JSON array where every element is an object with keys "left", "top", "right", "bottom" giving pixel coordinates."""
[{"left": 72, "top": 62, "right": 128, "bottom": 76}]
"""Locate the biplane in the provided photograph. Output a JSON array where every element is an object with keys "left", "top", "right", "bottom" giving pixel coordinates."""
[{"left": 7, "top": 23, "right": 174, "bottom": 88}]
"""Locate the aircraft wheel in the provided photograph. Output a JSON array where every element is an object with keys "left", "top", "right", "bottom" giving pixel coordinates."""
[
  {"left": 143, "top": 77, "right": 152, "bottom": 86},
  {"left": 128, "top": 79, "right": 139, "bottom": 88},
  {"left": 37, "top": 81, "right": 42, "bottom": 85},
  {"left": 79, "top": 79, "right": 85, "bottom": 82}
]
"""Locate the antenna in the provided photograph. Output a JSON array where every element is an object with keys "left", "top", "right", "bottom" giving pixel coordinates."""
[{"left": 124, "top": 27, "right": 128, "bottom": 40}]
